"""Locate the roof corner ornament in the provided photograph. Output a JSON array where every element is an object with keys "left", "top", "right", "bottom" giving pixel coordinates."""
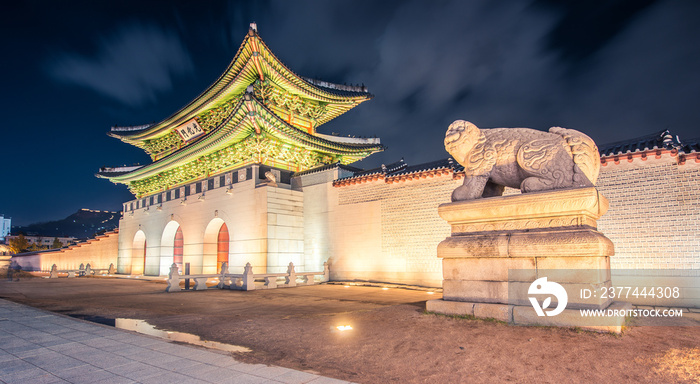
[{"left": 249, "top": 22, "right": 257, "bottom": 33}]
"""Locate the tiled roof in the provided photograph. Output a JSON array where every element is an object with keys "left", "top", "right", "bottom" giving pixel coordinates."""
[
  {"left": 347, "top": 159, "right": 407, "bottom": 179},
  {"left": 680, "top": 137, "right": 700, "bottom": 154},
  {"left": 390, "top": 158, "right": 463, "bottom": 177},
  {"left": 334, "top": 157, "right": 462, "bottom": 186},
  {"left": 293, "top": 162, "right": 362, "bottom": 177},
  {"left": 110, "top": 124, "right": 154, "bottom": 134},
  {"left": 301, "top": 77, "right": 373, "bottom": 98},
  {"left": 598, "top": 130, "right": 680, "bottom": 156},
  {"left": 98, "top": 96, "right": 384, "bottom": 188},
  {"left": 95, "top": 165, "right": 142, "bottom": 178}
]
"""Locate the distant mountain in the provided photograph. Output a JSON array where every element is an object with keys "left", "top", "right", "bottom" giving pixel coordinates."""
[{"left": 12, "top": 209, "right": 121, "bottom": 240}]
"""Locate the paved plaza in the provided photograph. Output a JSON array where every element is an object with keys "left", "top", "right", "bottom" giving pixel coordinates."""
[{"left": 0, "top": 298, "right": 350, "bottom": 384}]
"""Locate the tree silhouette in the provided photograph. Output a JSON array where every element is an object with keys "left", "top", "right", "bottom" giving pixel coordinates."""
[{"left": 9, "top": 234, "right": 29, "bottom": 253}]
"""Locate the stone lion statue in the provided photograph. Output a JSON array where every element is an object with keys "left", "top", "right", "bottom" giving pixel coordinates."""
[{"left": 445, "top": 120, "right": 600, "bottom": 201}]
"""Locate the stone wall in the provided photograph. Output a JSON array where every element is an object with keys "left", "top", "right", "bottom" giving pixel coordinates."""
[
  {"left": 328, "top": 173, "right": 461, "bottom": 287},
  {"left": 322, "top": 154, "right": 699, "bottom": 289},
  {"left": 12, "top": 230, "right": 119, "bottom": 272},
  {"left": 596, "top": 156, "right": 700, "bottom": 270}
]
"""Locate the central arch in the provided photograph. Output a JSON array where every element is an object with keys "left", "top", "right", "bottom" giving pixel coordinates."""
[
  {"left": 203, "top": 218, "right": 229, "bottom": 274},
  {"left": 159, "top": 220, "right": 182, "bottom": 275}
]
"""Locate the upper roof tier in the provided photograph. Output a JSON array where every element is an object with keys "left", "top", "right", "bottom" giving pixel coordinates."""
[
  {"left": 109, "top": 24, "right": 373, "bottom": 160},
  {"left": 98, "top": 24, "right": 383, "bottom": 197}
]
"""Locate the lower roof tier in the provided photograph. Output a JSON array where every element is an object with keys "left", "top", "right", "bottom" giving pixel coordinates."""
[{"left": 97, "top": 95, "right": 383, "bottom": 197}]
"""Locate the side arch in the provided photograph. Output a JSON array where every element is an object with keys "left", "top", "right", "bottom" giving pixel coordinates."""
[
  {"left": 203, "top": 218, "right": 229, "bottom": 274},
  {"left": 131, "top": 230, "right": 147, "bottom": 275}
]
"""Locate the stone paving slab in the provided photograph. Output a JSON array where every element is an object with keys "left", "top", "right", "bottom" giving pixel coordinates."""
[{"left": 0, "top": 299, "right": 353, "bottom": 384}]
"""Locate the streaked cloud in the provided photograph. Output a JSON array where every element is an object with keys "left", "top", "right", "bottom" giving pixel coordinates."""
[
  {"left": 47, "top": 23, "right": 193, "bottom": 106},
  {"left": 254, "top": 0, "right": 699, "bottom": 166}
]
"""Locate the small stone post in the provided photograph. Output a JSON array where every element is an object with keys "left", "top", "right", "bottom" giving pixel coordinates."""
[
  {"left": 85, "top": 263, "right": 92, "bottom": 276},
  {"left": 108, "top": 263, "right": 116, "bottom": 275},
  {"left": 322, "top": 262, "right": 330, "bottom": 282},
  {"left": 49, "top": 264, "right": 58, "bottom": 279},
  {"left": 165, "top": 263, "right": 181, "bottom": 292},
  {"left": 242, "top": 262, "right": 255, "bottom": 291},
  {"left": 78, "top": 263, "right": 85, "bottom": 277},
  {"left": 285, "top": 262, "right": 297, "bottom": 287}
]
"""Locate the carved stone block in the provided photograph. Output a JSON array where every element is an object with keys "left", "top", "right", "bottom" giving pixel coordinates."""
[{"left": 445, "top": 120, "right": 600, "bottom": 201}]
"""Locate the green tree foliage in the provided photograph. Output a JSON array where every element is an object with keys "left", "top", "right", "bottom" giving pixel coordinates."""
[
  {"left": 52, "top": 237, "right": 63, "bottom": 249},
  {"left": 9, "top": 234, "right": 29, "bottom": 253}
]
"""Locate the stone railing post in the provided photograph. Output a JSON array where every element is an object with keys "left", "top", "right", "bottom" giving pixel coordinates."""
[
  {"left": 50, "top": 264, "right": 58, "bottom": 279},
  {"left": 302, "top": 274, "right": 315, "bottom": 285},
  {"left": 79, "top": 263, "right": 85, "bottom": 277},
  {"left": 264, "top": 276, "right": 277, "bottom": 289},
  {"left": 322, "top": 262, "right": 330, "bottom": 282},
  {"left": 85, "top": 263, "right": 92, "bottom": 276},
  {"left": 165, "top": 263, "right": 181, "bottom": 292},
  {"left": 217, "top": 262, "right": 228, "bottom": 289},
  {"left": 285, "top": 262, "right": 297, "bottom": 287},
  {"left": 108, "top": 263, "right": 116, "bottom": 275},
  {"left": 242, "top": 262, "right": 255, "bottom": 291}
]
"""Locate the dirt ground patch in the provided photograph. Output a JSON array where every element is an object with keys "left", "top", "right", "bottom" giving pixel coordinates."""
[{"left": 1, "top": 277, "right": 699, "bottom": 383}]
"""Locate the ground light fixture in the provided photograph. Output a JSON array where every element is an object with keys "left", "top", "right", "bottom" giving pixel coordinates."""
[{"left": 336, "top": 325, "right": 353, "bottom": 331}]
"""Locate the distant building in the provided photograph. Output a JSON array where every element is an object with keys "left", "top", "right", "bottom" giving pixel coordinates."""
[
  {"left": 0, "top": 214, "right": 10, "bottom": 242},
  {"left": 5, "top": 235, "right": 77, "bottom": 250}
]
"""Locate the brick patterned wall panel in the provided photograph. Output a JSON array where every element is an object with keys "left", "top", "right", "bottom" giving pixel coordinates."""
[
  {"left": 597, "top": 160, "right": 700, "bottom": 270},
  {"left": 333, "top": 158, "right": 699, "bottom": 286},
  {"left": 338, "top": 176, "right": 461, "bottom": 284}
]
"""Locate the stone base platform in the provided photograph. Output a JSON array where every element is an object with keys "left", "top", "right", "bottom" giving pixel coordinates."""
[
  {"left": 426, "top": 299, "right": 631, "bottom": 333},
  {"left": 428, "top": 187, "right": 631, "bottom": 333}
]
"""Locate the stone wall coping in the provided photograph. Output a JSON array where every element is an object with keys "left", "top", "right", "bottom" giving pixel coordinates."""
[{"left": 438, "top": 187, "right": 608, "bottom": 225}]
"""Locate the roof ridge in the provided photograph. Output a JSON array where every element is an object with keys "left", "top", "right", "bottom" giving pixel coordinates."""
[
  {"left": 598, "top": 129, "right": 671, "bottom": 148},
  {"left": 598, "top": 129, "right": 682, "bottom": 156}
]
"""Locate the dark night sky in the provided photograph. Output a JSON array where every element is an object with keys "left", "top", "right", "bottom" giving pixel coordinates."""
[{"left": 1, "top": 0, "right": 698, "bottom": 226}]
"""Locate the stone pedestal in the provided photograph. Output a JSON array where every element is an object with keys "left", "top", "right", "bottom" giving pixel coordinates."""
[{"left": 426, "top": 187, "right": 629, "bottom": 333}]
